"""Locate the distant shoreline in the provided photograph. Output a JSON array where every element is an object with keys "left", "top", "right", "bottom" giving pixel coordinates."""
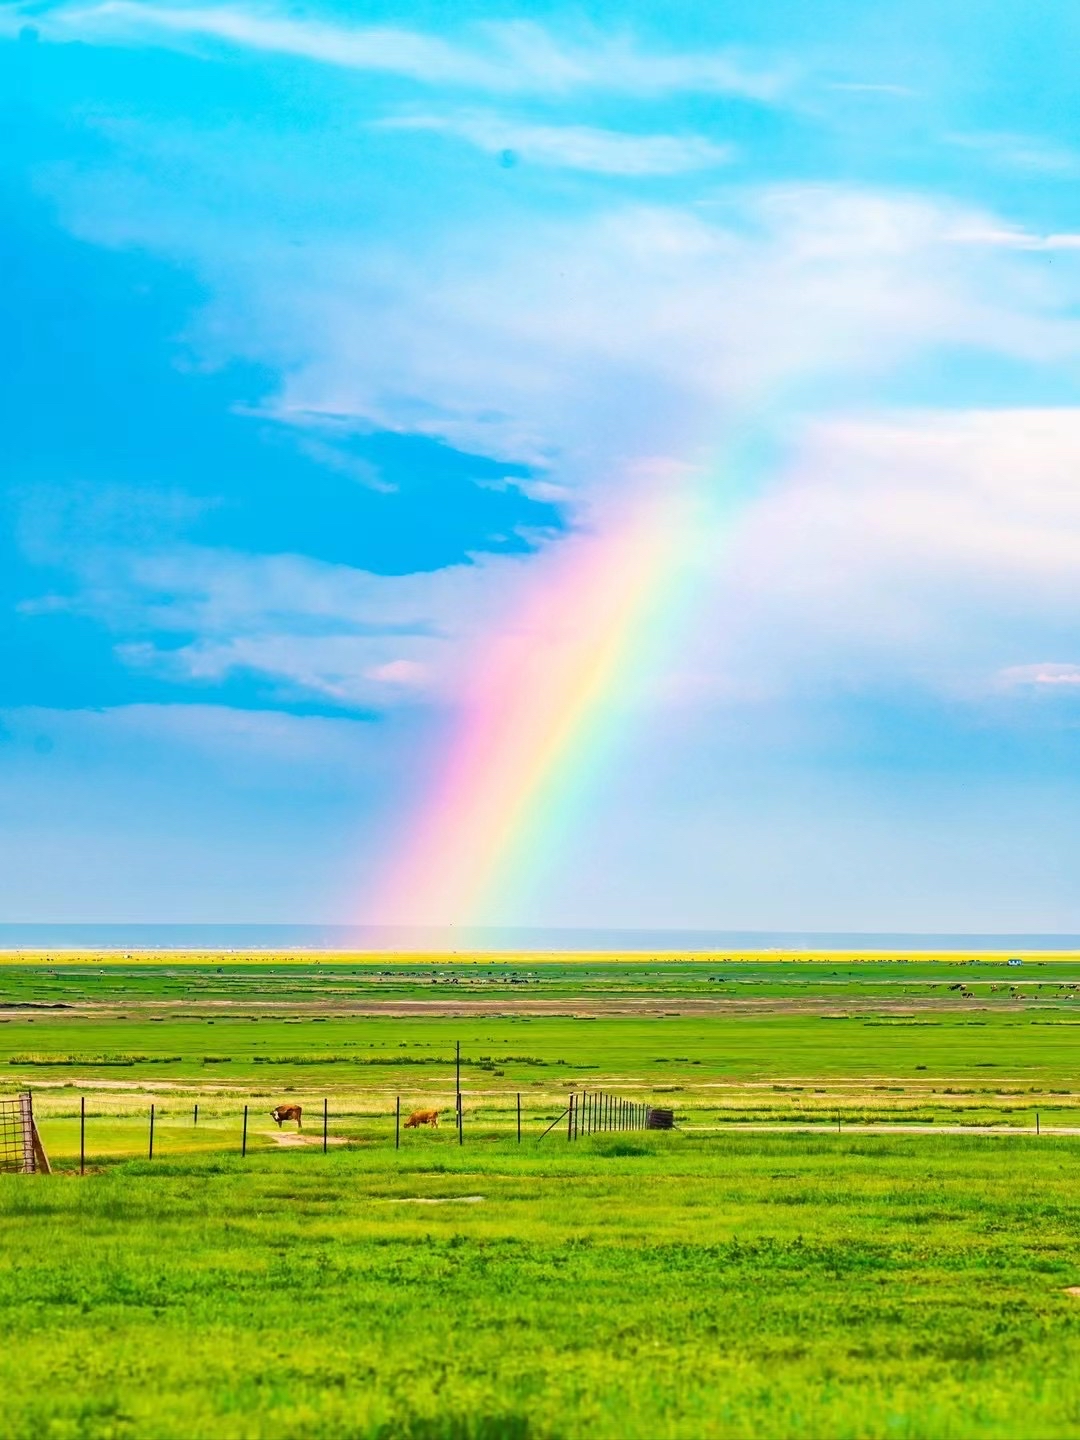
[{"left": 0, "top": 921, "right": 1078, "bottom": 959}]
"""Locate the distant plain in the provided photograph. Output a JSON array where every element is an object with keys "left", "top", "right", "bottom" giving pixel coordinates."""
[{"left": 5, "top": 953, "right": 1080, "bottom": 1437}]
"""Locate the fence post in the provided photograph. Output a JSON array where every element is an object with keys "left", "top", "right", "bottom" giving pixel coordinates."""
[
  {"left": 80, "top": 1095, "right": 85, "bottom": 1176},
  {"left": 395, "top": 1096, "right": 400, "bottom": 1150},
  {"left": 517, "top": 1092, "right": 521, "bottom": 1144},
  {"left": 242, "top": 1104, "right": 248, "bottom": 1157},
  {"left": 1037, "top": 1111, "right": 1041, "bottom": 1136},
  {"left": 193, "top": 1102, "right": 199, "bottom": 1128},
  {"left": 148, "top": 1104, "right": 155, "bottom": 1160},
  {"left": 323, "top": 1097, "right": 328, "bottom": 1154},
  {"left": 17, "top": 1093, "right": 34, "bottom": 1174},
  {"left": 567, "top": 1094, "right": 573, "bottom": 1142}
]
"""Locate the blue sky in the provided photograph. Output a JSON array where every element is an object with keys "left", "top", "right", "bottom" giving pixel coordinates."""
[{"left": 4, "top": 0, "right": 1080, "bottom": 928}]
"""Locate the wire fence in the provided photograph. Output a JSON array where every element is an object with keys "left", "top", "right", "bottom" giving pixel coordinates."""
[
  {"left": 5, "top": 1090, "right": 669, "bottom": 1171},
  {"left": 4, "top": 1090, "right": 1075, "bottom": 1174}
]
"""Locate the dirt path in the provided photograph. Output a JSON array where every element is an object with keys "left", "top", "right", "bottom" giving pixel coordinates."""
[{"left": 267, "top": 1131, "right": 347, "bottom": 1147}]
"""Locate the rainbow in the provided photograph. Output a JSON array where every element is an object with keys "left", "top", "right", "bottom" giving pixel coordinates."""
[{"left": 369, "top": 429, "right": 770, "bottom": 927}]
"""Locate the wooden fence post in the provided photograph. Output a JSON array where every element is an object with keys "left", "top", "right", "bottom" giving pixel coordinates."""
[
  {"left": 567, "top": 1094, "right": 573, "bottom": 1142},
  {"left": 242, "top": 1104, "right": 248, "bottom": 1157},
  {"left": 148, "top": 1104, "right": 155, "bottom": 1160},
  {"left": 193, "top": 1102, "right": 198, "bottom": 1128},
  {"left": 323, "top": 1097, "right": 328, "bottom": 1154},
  {"left": 80, "top": 1096, "right": 85, "bottom": 1176},
  {"left": 517, "top": 1092, "right": 521, "bottom": 1144},
  {"left": 395, "top": 1096, "right": 400, "bottom": 1150}
]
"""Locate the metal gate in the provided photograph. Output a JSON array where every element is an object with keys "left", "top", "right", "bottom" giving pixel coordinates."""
[{"left": 0, "top": 1093, "right": 48, "bottom": 1173}]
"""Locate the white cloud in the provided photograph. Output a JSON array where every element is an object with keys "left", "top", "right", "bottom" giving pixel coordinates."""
[
  {"left": 365, "top": 659, "right": 428, "bottom": 686},
  {"left": 378, "top": 112, "right": 734, "bottom": 176},
  {"left": 694, "top": 408, "right": 1080, "bottom": 703},
  {"left": 224, "top": 186, "right": 1080, "bottom": 477},
  {"left": 18, "top": 4, "right": 784, "bottom": 99},
  {"left": 94, "top": 545, "right": 538, "bottom": 707},
  {"left": 949, "top": 225, "right": 1080, "bottom": 252},
  {"left": 998, "top": 663, "right": 1080, "bottom": 689},
  {"left": 37, "top": 163, "right": 1080, "bottom": 715}
]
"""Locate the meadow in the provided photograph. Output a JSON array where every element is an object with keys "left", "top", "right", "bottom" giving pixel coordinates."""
[{"left": 5, "top": 953, "right": 1080, "bottom": 1437}]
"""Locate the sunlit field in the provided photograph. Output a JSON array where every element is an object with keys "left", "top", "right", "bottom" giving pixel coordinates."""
[{"left": 5, "top": 954, "right": 1080, "bottom": 1437}]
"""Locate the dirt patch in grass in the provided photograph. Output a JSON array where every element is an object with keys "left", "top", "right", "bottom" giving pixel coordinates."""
[{"left": 267, "top": 1131, "right": 348, "bottom": 1147}]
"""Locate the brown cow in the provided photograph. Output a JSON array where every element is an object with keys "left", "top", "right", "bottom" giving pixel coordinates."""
[
  {"left": 271, "top": 1104, "right": 303, "bottom": 1129},
  {"left": 404, "top": 1108, "right": 439, "bottom": 1129}
]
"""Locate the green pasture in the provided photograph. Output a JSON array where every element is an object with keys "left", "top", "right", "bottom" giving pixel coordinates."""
[
  {"left": 4, "top": 957, "right": 1080, "bottom": 1140},
  {"left": 7, "top": 956, "right": 1080, "bottom": 1437},
  {"left": 6, "top": 1134, "right": 1080, "bottom": 1438}
]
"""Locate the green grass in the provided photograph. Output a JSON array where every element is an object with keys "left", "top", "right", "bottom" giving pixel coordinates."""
[
  {"left": 6, "top": 955, "right": 1080, "bottom": 1436},
  {"left": 6, "top": 1135, "right": 1080, "bottom": 1438}
]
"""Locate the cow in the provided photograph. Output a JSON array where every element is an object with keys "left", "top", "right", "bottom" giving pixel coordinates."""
[
  {"left": 271, "top": 1104, "right": 303, "bottom": 1129},
  {"left": 404, "top": 1108, "right": 439, "bottom": 1129}
]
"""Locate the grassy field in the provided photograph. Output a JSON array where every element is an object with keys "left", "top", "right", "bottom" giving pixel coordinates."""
[{"left": 5, "top": 953, "right": 1080, "bottom": 1437}]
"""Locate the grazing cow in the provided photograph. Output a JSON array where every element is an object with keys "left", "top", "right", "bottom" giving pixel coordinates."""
[
  {"left": 271, "top": 1104, "right": 303, "bottom": 1129},
  {"left": 404, "top": 1108, "right": 439, "bottom": 1129}
]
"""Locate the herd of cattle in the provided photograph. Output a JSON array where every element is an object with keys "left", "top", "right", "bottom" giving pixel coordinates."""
[{"left": 270, "top": 1103, "right": 440, "bottom": 1130}]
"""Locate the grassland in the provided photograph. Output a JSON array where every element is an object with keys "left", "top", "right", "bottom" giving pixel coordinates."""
[{"left": 5, "top": 953, "right": 1080, "bottom": 1437}]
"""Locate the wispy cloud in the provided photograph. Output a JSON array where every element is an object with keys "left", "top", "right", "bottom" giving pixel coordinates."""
[
  {"left": 379, "top": 112, "right": 734, "bottom": 176},
  {"left": 828, "top": 81, "right": 916, "bottom": 98},
  {"left": 998, "top": 663, "right": 1080, "bottom": 689},
  {"left": 947, "top": 131, "right": 1080, "bottom": 177},
  {"left": 703, "top": 408, "right": 1080, "bottom": 704},
  {"left": 21, "top": 3, "right": 784, "bottom": 99},
  {"left": 948, "top": 225, "right": 1080, "bottom": 252}
]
